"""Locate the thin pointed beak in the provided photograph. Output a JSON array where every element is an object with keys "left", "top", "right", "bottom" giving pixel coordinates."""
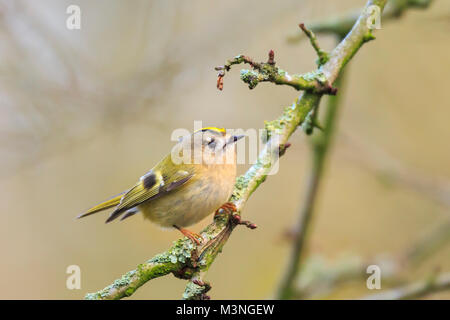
[
  {"left": 231, "top": 135, "right": 245, "bottom": 143},
  {"left": 224, "top": 134, "right": 245, "bottom": 149}
]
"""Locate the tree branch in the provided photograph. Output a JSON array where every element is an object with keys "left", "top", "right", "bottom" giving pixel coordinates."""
[
  {"left": 298, "top": 23, "right": 329, "bottom": 66},
  {"left": 215, "top": 51, "right": 336, "bottom": 94},
  {"left": 85, "top": 0, "right": 387, "bottom": 300},
  {"left": 288, "top": 0, "right": 434, "bottom": 42}
]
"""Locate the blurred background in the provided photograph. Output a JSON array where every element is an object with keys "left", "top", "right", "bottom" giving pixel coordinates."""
[{"left": 0, "top": 0, "right": 449, "bottom": 299}]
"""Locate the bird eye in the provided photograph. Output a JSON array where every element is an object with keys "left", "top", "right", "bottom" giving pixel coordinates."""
[{"left": 206, "top": 136, "right": 216, "bottom": 149}]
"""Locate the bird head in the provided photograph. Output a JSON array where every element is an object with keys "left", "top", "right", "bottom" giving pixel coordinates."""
[{"left": 176, "top": 127, "right": 244, "bottom": 165}]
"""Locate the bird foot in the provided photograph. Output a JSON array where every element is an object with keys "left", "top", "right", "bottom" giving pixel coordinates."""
[
  {"left": 214, "top": 202, "right": 237, "bottom": 217},
  {"left": 173, "top": 225, "right": 203, "bottom": 245}
]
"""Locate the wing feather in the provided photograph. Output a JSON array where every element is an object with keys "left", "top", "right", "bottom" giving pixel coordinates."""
[
  {"left": 77, "top": 192, "right": 125, "bottom": 219},
  {"left": 105, "top": 167, "right": 194, "bottom": 223}
]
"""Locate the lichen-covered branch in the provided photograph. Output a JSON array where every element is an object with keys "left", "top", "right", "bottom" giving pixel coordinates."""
[
  {"left": 85, "top": 238, "right": 196, "bottom": 299},
  {"left": 85, "top": 0, "right": 387, "bottom": 300},
  {"left": 85, "top": 209, "right": 233, "bottom": 300},
  {"left": 215, "top": 52, "right": 337, "bottom": 94},
  {"left": 183, "top": 271, "right": 212, "bottom": 300}
]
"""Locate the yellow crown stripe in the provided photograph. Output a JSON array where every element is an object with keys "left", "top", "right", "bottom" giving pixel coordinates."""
[{"left": 194, "top": 127, "right": 226, "bottom": 135}]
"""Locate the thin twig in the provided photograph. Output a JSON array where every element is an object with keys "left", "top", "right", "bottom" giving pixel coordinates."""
[{"left": 298, "top": 23, "right": 329, "bottom": 66}]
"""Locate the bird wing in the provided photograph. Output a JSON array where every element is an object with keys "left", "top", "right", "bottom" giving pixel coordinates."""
[{"left": 105, "top": 167, "right": 195, "bottom": 223}]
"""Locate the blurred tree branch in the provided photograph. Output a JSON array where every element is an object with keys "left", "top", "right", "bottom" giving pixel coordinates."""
[
  {"left": 339, "top": 132, "right": 450, "bottom": 209},
  {"left": 363, "top": 272, "right": 450, "bottom": 300},
  {"left": 277, "top": 0, "right": 442, "bottom": 301},
  {"left": 276, "top": 70, "right": 347, "bottom": 300},
  {"left": 292, "top": 220, "right": 450, "bottom": 299},
  {"left": 86, "top": 0, "right": 393, "bottom": 300}
]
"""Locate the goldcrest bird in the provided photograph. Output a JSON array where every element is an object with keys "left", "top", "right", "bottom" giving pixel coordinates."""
[{"left": 78, "top": 127, "right": 244, "bottom": 244}]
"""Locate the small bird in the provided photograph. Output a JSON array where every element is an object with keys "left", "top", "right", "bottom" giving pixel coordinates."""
[{"left": 78, "top": 127, "right": 243, "bottom": 244}]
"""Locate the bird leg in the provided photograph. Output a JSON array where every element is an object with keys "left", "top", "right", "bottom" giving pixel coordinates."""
[{"left": 173, "top": 225, "right": 203, "bottom": 245}]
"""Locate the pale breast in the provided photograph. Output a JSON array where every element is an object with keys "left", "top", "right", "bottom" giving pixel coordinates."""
[{"left": 139, "top": 163, "right": 236, "bottom": 228}]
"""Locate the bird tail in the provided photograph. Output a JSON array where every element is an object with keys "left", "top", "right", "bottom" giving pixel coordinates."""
[{"left": 77, "top": 192, "right": 125, "bottom": 219}]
